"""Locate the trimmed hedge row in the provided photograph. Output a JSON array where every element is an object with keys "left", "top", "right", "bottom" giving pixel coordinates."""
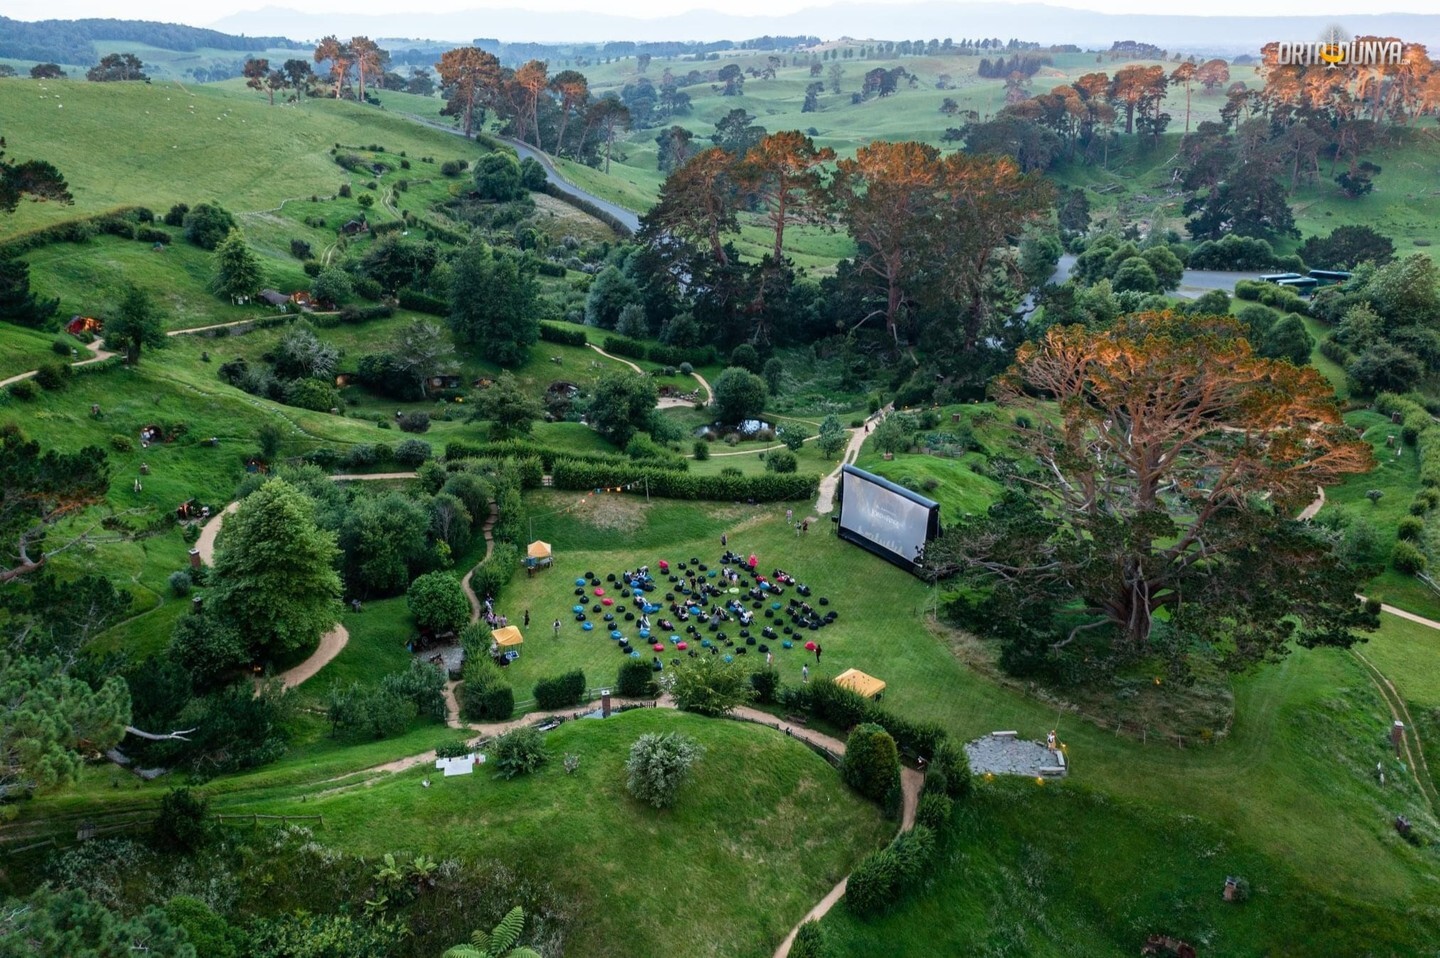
[
  {"left": 602, "top": 336, "right": 647, "bottom": 360},
  {"left": 1373, "top": 393, "right": 1440, "bottom": 574},
  {"left": 446, "top": 440, "right": 687, "bottom": 474},
  {"left": 539, "top": 322, "right": 589, "bottom": 347},
  {"left": 846, "top": 825, "right": 937, "bottom": 917},
  {"left": 551, "top": 459, "right": 817, "bottom": 503},
  {"left": 533, "top": 669, "right": 587, "bottom": 709},
  {"left": 0, "top": 205, "right": 154, "bottom": 257},
  {"left": 647, "top": 343, "right": 720, "bottom": 369},
  {"left": 397, "top": 288, "right": 448, "bottom": 316}
]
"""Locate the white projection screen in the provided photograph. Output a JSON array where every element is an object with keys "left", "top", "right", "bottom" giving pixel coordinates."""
[{"left": 837, "top": 465, "right": 941, "bottom": 573}]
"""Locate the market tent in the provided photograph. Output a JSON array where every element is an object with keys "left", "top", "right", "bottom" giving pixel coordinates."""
[
  {"left": 835, "top": 668, "right": 885, "bottom": 699},
  {"left": 493, "top": 626, "right": 524, "bottom": 648},
  {"left": 526, "top": 541, "right": 553, "bottom": 568}
]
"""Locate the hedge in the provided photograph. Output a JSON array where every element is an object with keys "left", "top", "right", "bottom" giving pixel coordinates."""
[
  {"left": 339, "top": 304, "right": 395, "bottom": 325},
  {"left": 1375, "top": 393, "right": 1440, "bottom": 486},
  {"left": 602, "top": 336, "right": 647, "bottom": 360},
  {"left": 446, "top": 440, "right": 687, "bottom": 474},
  {"left": 539, "top": 322, "right": 588, "bottom": 347},
  {"left": 551, "top": 459, "right": 816, "bottom": 503},
  {"left": 0, "top": 205, "right": 152, "bottom": 257},
  {"left": 1317, "top": 337, "right": 1354, "bottom": 367},
  {"left": 527, "top": 256, "right": 567, "bottom": 278},
  {"left": 468, "top": 542, "right": 519, "bottom": 608},
  {"left": 617, "top": 659, "right": 658, "bottom": 698},
  {"left": 533, "top": 669, "right": 587, "bottom": 709},
  {"left": 647, "top": 343, "right": 719, "bottom": 368},
  {"left": 398, "top": 288, "right": 448, "bottom": 316}
]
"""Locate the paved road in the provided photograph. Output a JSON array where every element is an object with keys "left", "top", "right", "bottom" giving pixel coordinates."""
[
  {"left": 1049, "top": 254, "right": 1267, "bottom": 301},
  {"left": 400, "top": 113, "right": 639, "bottom": 234}
]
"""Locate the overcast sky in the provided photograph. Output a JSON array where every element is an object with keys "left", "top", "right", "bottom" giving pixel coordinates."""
[{"left": 8, "top": 0, "right": 1438, "bottom": 27}]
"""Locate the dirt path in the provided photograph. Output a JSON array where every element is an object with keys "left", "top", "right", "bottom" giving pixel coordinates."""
[
  {"left": 1297, "top": 485, "right": 1326, "bottom": 522},
  {"left": 459, "top": 503, "right": 500, "bottom": 623},
  {"left": 586, "top": 342, "right": 643, "bottom": 374},
  {"left": 0, "top": 337, "right": 115, "bottom": 390},
  {"left": 814, "top": 405, "right": 891, "bottom": 515},
  {"left": 1351, "top": 648, "right": 1439, "bottom": 813}
]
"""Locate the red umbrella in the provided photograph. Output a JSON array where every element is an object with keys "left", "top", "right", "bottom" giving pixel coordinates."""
[{"left": 804, "top": 640, "right": 817, "bottom": 651}]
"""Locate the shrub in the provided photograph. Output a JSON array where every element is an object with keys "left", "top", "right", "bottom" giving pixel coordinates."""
[
  {"left": 617, "top": 658, "right": 657, "bottom": 698},
  {"left": 790, "top": 922, "right": 830, "bottom": 958},
  {"left": 460, "top": 658, "right": 514, "bottom": 721},
  {"left": 152, "top": 787, "right": 210, "bottom": 853},
  {"left": 7, "top": 379, "right": 37, "bottom": 400},
  {"left": 393, "top": 438, "right": 432, "bottom": 466},
  {"left": 1393, "top": 540, "right": 1427, "bottom": 574},
  {"left": 51, "top": 339, "right": 73, "bottom": 356},
  {"left": 538, "top": 322, "right": 588, "bottom": 346},
  {"left": 692, "top": 439, "right": 710, "bottom": 460},
  {"left": 928, "top": 737, "right": 971, "bottom": 798},
  {"left": 33, "top": 363, "right": 71, "bottom": 391},
  {"left": 602, "top": 336, "right": 647, "bottom": 360},
  {"left": 889, "top": 824, "right": 936, "bottom": 886},
  {"left": 749, "top": 667, "right": 780, "bottom": 703},
  {"left": 168, "top": 571, "right": 193, "bottom": 597},
  {"left": 163, "top": 203, "right": 189, "bottom": 227},
  {"left": 1412, "top": 497, "right": 1433, "bottom": 517},
  {"left": 435, "top": 739, "right": 474, "bottom": 759},
  {"left": 398, "top": 411, "right": 431, "bottom": 433},
  {"left": 492, "top": 726, "right": 547, "bottom": 779},
  {"left": 533, "top": 669, "right": 587, "bottom": 709},
  {"left": 406, "top": 572, "right": 470, "bottom": 635},
  {"left": 915, "top": 791, "right": 953, "bottom": 832},
  {"left": 842, "top": 722, "right": 901, "bottom": 808},
  {"left": 845, "top": 847, "right": 900, "bottom": 917},
  {"left": 765, "top": 450, "right": 798, "bottom": 473},
  {"left": 1398, "top": 516, "right": 1426, "bottom": 541},
  {"left": 626, "top": 731, "right": 705, "bottom": 808}
]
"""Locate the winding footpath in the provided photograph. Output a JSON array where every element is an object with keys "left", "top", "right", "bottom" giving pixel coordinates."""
[
  {"left": 814, "top": 405, "right": 892, "bottom": 515},
  {"left": 194, "top": 472, "right": 420, "bottom": 690},
  {"left": 584, "top": 342, "right": 713, "bottom": 409}
]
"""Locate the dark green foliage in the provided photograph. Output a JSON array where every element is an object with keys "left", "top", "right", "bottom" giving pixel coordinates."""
[
  {"left": 168, "top": 612, "right": 248, "bottom": 692},
  {"left": 449, "top": 244, "right": 539, "bottom": 366},
  {"left": 539, "top": 321, "right": 588, "bottom": 346},
  {"left": 602, "top": 335, "right": 647, "bottom": 359},
  {"left": 393, "top": 437, "right": 432, "bottom": 466},
  {"left": 765, "top": 449, "right": 798, "bottom": 473},
  {"left": 468, "top": 543, "right": 519, "bottom": 609},
  {"left": 472, "top": 153, "right": 525, "bottom": 201},
  {"left": 246, "top": 912, "right": 403, "bottom": 958},
  {"left": 1259, "top": 315, "right": 1314, "bottom": 366},
  {"left": 789, "top": 921, "right": 831, "bottom": 958},
  {"left": 928, "top": 737, "right": 971, "bottom": 798},
  {"left": 1397, "top": 516, "right": 1425, "bottom": 541},
  {"left": 1393, "top": 540, "right": 1427, "bottom": 574},
  {"left": 749, "top": 666, "right": 780, "bottom": 703},
  {"left": 533, "top": 669, "right": 587, "bottom": 709},
  {"left": 1300, "top": 225, "right": 1394, "bottom": 270},
  {"left": 492, "top": 725, "right": 548, "bottom": 779},
  {"left": 152, "top": 787, "right": 210, "bottom": 853},
  {"left": 586, "top": 371, "right": 660, "bottom": 447},
  {"left": 398, "top": 411, "right": 431, "bottom": 433},
  {"left": 0, "top": 255, "right": 60, "bottom": 328},
  {"left": 712, "top": 366, "right": 769, "bottom": 424},
  {"left": 915, "top": 791, "right": 954, "bottom": 832},
  {"left": 446, "top": 439, "right": 687, "bottom": 474},
  {"left": 33, "top": 362, "right": 71, "bottom": 390},
  {"left": 461, "top": 655, "right": 515, "bottom": 721},
  {"left": 584, "top": 265, "right": 641, "bottom": 329},
  {"left": 845, "top": 846, "right": 901, "bottom": 917},
  {"left": 1348, "top": 342, "right": 1425, "bottom": 395},
  {"left": 551, "top": 458, "right": 816, "bottom": 503},
  {"left": 617, "top": 658, "right": 658, "bottom": 698},
  {"left": 1188, "top": 235, "right": 1285, "bottom": 271},
  {"left": 381, "top": 660, "right": 448, "bottom": 723},
  {"left": 182, "top": 202, "right": 237, "bottom": 250},
  {"left": 729, "top": 342, "right": 761, "bottom": 372},
  {"left": 842, "top": 722, "right": 901, "bottom": 806},
  {"left": 693, "top": 439, "right": 710, "bottom": 460},
  {"left": 164, "top": 896, "right": 244, "bottom": 958},
  {"left": 8, "top": 378, "right": 37, "bottom": 400},
  {"left": 0, "top": 888, "right": 196, "bottom": 958},
  {"left": 326, "top": 681, "right": 415, "bottom": 739},
  {"left": 407, "top": 572, "right": 469, "bottom": 635}
]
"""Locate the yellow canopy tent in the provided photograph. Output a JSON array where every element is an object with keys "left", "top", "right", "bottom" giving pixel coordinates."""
[
  {"left": 493, "top": 626, "right": 524, "bottom": 648},
  {"left": 835, "top": 668, "right": 886, "bottom": 699},
  {"left": 526, "top": 540, "right": 553, "bottom": 568}
]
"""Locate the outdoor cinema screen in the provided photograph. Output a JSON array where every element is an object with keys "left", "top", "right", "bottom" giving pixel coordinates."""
[{"left": 837, "top": 465, "right": 941, "bottom": 573}]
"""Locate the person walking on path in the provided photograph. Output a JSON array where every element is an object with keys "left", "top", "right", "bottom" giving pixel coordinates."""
[
  {"left": 802, "top": 664, "right": 809, "bottom": 683},
  {"left": 552, "top": 619, "right": 561, "bottom": 638}
]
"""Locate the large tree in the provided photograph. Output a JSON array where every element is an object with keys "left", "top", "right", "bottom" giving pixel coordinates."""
[
  {"left": 471, "top": 372, "right": 544, "bottom": 439},
  {"left": 0, "top": 256, "right": 59, "bottom": 328},
  {"left": 350, "top": 36, "right": 387, "bottom": 102},
  {"left": 210, "top": 228, "right": 264, "bottom": 304},
  {"left": 0, "top": 427, "right": 110, "bottom": 585},
  {"left": 208, "top": 478, "right": 342, "bottom": 658},
  {"left": 0, "top": 138, "right": 71, "bottom": 214},
  {"left": 643, "top": 147, "right": 742, "bottom": 267},
  {"left": 925, "top": 313, "right": 1374, "bottom": 670},
  {"left": 106, "top": 284, "right": 166, "bottom": 365},
  {"left": 389, "top": 318, "right": 459, "bottom": 399},
  {"left": 738, "top": 131, "right": 836, "bottom": 262},
  {"left": 448, "top": 245, "right": 538, "bottom": 366},
  {"left": 436, "top": 47, "right": 503, "bottom": 137},
  {"left": 314, "top": 35, "right": 352, "bottom": 98},
  {"left": 586, "top": 371, "right": 658, "bottom": 447}
]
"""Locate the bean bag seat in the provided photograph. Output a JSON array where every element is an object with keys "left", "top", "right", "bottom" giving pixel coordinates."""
[
  {"left": 575, "top": 587, "right": 586, "bottom": 596},
  {"left": 758, "top": 644, "right": 769, "bottom": 654},
  {"left": 624, "top": 612, "right": 635, "bottom": 621},
  {"left": 717, "top": 632, "right": 728, "bottom": 643},
  {"left": 669, "top": 575, "right": 680, "bottom": 583},
  {"left": 752, "top": 602, "right": 763, "bottom": 610},
  {"left": 603, "top": 613, "right": 614, "bottom": 622},
  {"left": 739, "top": 629, "right": 750, "bottom": 638},
  {"left": 606, "top": 573, "right": 616, "bottom": 582},
  {"left": 611, "top": 630, "right": 623, "bottom": 639},
  {"left": 804, "top": 641, "right": 817, "bottom": 651},
  {"left": 699, "top": 564, "right": 708, "bottom": 572},
  {"left": 677, "top": 641, "right": 688, "bottom": 651},
  {"left": 585, "top": 571, "right": 596, "bottom": 580},
  {"left": 594, "top": 587, "right": 606, "bottom": 597},
  {"left": 677, "top": 562, "right": 687, "bottom": 570},
  {"left": 708, "top": 570, "right": 718, "bottom": 577},
  {"left": 701, "top": 638, "right": 712, "bottom": 647},
  {"left": 723, "top": 655, "right": 734, "bottom": 663},
  {"left": 818, "top": 597, "right": 829, "bottom": 605},
  {"left": 573, "top": 605, "right": 584, "bottom": 613},
  {"left": 582, "top": 621, "right": 594, "bottom": 631},
  {"left": 619, "top": 644, "right": 632, "bottom": 654},
  {"left": 576, "top": 578, "right": 587, "bottom": 587},
  {"left": 709, "top": 622, "right": 719, "bottom": 633},
  {"left": 736, "top": 647, "right": 748, "bottom": 655},
  {"left": 670, "top": 635, "right": 681, "bottom": 644},
  {"left": 620, "top": 589, "right": 631, "bottom": 598},
  {"left": 783, "top": 626, "right": 793, "bottom": 635},
  {"left": 639, "top": 629, "right": 651, "bottom": 639},
  {"left": 592, "top": 604, "right": 602, "bottom": 613},
  {"left": 690, "top": 557, "right": 700, "bottom": 566},
  {"left": 782, "top": 640, "right": 793, "bottom": 649},
  {"left": 653, "top": 643, "right": 665, "bottom": 652},
  {"left": 764, "top": 609, "right": 775, "bottom": 619},
  {"left": 630, "top": 650, "right": 641, "bottom": 658},
  {"left": 665, "top": 593, "right": 676, "bottom": 602},
  {"left": 658, "top": 561, "right": 669, "bottom": 572}
]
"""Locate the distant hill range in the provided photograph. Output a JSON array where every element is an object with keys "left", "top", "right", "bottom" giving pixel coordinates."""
[
  {"left": 206, "top": 3, "right": 1440, "bottom": 52},
  {"left": 0, "top": 16, "right": 304, "bottom": 67}
]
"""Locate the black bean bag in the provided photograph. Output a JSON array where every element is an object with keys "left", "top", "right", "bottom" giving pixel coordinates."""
[
  {"left": 603, "top": 613, "right": 614, "bottom": 622},
  {"left": 764, "top": 609, "right": 775, "bottom": 618},
  {"left": 758, "top": 644, "right": 769, "bottom": 654},
  {"left": 575, "top": 587, "right": 586, "bottom": 596},
  {"left": 621, "top": 589, "right": 631, "bottom": 598},
  {"left": 746, "top": 636, "right": 756, "bottom": 646},
  {"left": 736, "top": 646, "right": 748, "bottom": 655},
  {"left": 592, "top": 604, "right": 602, "bottom": 612},
  {"left": 698, "top": 564, "right": 708, "bottom": 571},
  {"left": 709, "top": 621, "right": 719, "bottom": 632},
  {"left": 606, "top": 573, "right": 616, "bottom": 582},
  {"left": 783, "top": 626, "right": 793, "bottom": 635},
  {"left": 625, "top": 612, "right": 635, "bottom": 621},
  {"left": 585, "top": 571, "right": 595, "bottom": 580},
  {"left": 739, "top": 629, "right": 750, "bottom": 638},
  {"left": 574, "top": 613, "right": 586, "bottom": 622},
  {"left": 818, "top": 597, "right": 829, "bottom": 605}
]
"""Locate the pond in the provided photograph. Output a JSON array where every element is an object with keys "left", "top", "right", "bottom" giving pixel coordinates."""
[{"left": 695, "top": 418, "right": 773, "bottom": 439}]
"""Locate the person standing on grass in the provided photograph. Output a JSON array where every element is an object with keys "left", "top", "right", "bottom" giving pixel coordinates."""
[
  {"left": 524, "top": 609, "right": 530, "bottom": 628},
  {"left": 814, "top": 643, "right": 822, "bottom": 664},
  {"left": 553, "top": 619, "right": 561, "bottom": 638},
  {"left": 802, "top": 664, "right": 809, "bottom": 683},
  {"left": 721, "top": 533, "right": 727, "bottom": 548}
]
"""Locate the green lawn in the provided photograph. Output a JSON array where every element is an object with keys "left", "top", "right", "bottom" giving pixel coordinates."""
[
  {"left": 0, "top": 324, "right": 80, "bottom": 381},
  {"left": 230, "top": 707, "right": 892, "bottom": 958}
]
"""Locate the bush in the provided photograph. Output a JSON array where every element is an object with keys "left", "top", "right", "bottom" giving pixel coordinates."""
[
  {"left": 1393, "top": 540, "right": 1427, "bottom": 574},
  {"left": 626, "top": 731, "right": 705, "bottom": 808},
  {"left": 491, "top": 726, "right": 547, "bottom": 779},
  {"left": 765, "top": 450, "right": 798, "bottom": 473},
  {"left": 602, "top": 336, "right": 647, "bottom": 360},
  {"left": 7, "top": 379, "right": 37, "bottom": 400},
  {"left": 397, "top": 288, "right": 448, "bottom": 316},
  {"left": 460, "top": 658, "right": 514, "bottom": 721},
  {"left": 889, "top": 824, "right": 936, "bottom": 885},
  {"left": 1398, "top": 516, "right": 1426, "bottom": 541},
  {"left": 398, "top": 412, "right": 431, "bottom": 433},
  {"left": 33, "top": 362, "right": 71, "bottom": 391},
  {"left": 51, "top": 339, "right": 73, "bottom": 356},
  {"left": 915, "top": 791, "right": 953, "bottom": 832},
  {"left": 617, "top": 658, "right": 657, "bottom": 698},
  {"left": 393, "top": 438, "right": 432, "bottom": 467},
  {"left": 435, "top": 739, "right": 474, "bottom": 759},
  {"left": 692, "top": 439, "right": 710, "bottom": 460},
  {"left": 845, "top": 847, "right": 900, "bottom": 917},
  {"left": 168, "top": 571, "right": 193, "bottom": 597},
  {"left": 749, "top": 667, "right": 780, "bottom": 703},
  {"left": 790, "top": 921, "right": 830, "bottom": 958},
  {"left": 533, "top": 669, "right": 587, "bottom": 709},
  {"left": 538, "top": 322, "right": 588, "bottom": 346},
  {"left": 551, "top": 459, "right": 815, "bottom": 503},
  {"left": 928, "top": 737, "right": 971, "bottom": 797},
  {"left": 152, "top": 787, "right": 210, "bottom": 853},
  {"left": 842, "top": 722, "right": 901, "bottom": 808},
  {"left": 406, "top": 572, "right": 470, "bottom": 635}
]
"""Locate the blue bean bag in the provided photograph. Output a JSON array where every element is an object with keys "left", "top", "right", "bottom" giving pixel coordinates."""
[
  {"left": 582, "top": 622, "right": 594, "bottom": 631},
  {"left": 573, "top": 605, "right": 584, "bottom": 613},
  {"left": 782, "top": 640, "right": 793, "bottom": 648},
  {"left": 639, "top": 629, "right": 651, "bottom": 639},
  {"left": 576, "top": 578, "right": 587, "bottom": 587},
  {"left": 630, "top": 650, "right": 641, "bottom": 658},
  {"left": 723, "top": 655, "right": 734, "bottom": 663},
  {"left": 611, "top": 630, "right": 623, "bottom": 639}
]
